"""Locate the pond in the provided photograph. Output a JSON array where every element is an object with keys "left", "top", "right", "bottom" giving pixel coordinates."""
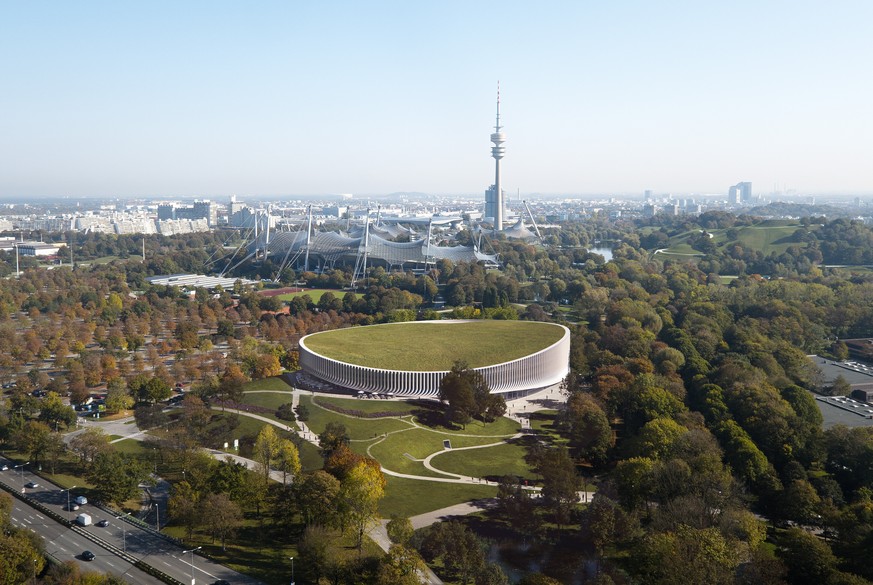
[{"left": 588, "top": 247, "right": 613, "bottom": 262}]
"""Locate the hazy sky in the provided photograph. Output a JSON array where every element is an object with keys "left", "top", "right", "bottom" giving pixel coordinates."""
[{"left": 2, "top": 1, "right": 871, "bottom": 198}]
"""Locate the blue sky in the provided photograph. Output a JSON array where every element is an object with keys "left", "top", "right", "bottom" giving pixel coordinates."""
[{"left": 1, "top": 1, "right": 871, "bottom": 198}]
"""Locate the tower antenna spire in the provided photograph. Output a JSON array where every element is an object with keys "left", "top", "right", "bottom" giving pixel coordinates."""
[
  {"left": 487, "top": 82, "right": 506, "bottom": 230},
  {"left": 495, "top": 81, "right": 501, "bottom": 132}
]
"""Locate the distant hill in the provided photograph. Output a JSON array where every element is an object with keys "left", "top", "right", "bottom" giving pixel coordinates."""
[
  {"left": 746, "top": 201, "right": 853, "bottom": 219},
  {"left": 658, "top": 220, "right": 811, "bottom": 257}
]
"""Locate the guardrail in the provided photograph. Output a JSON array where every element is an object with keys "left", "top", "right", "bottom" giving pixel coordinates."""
[{"left": 0, "top": 478, "right": 184, "bottom": 585}]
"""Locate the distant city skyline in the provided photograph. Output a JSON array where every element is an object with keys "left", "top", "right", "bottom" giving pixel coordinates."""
[{"left": 2, "top": 2, "right": 872, "bottom": 198}]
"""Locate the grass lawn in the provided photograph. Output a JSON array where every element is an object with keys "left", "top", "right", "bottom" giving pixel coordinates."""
[
  {"left": 428, "top": 441, "right": 538, "bottom": 481},
  {"left": 314, "top": 395, "right": 419, "bottom": 415},
  {"left": 298, "top": 439, "right": 324, "bottom": 472},
  {"left": 112, "top": 438, "right": 152, "bottom": 456},
  {"left": 367, "top": 427, "right": 516, "bottom": 478},
  {"left": 272, "top": 288, "right": 356, "bottom": 303},
  {"left": 300, "top": 395, "right": 412, "bottom": 438},
  {"left": 303, "top": 320, "right": 565, "bottom": 370},
  {"left": 379, "top": 475, "right": 497, "bottom": 517},
  {"left": 243, "top": 377, "right": 294, "bottom": 392},
  {"left": 162, "top": 517, "right": 379, "bottom": 585}
]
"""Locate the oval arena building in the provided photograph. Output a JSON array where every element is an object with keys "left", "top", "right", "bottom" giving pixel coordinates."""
[{"left": 298, "top": 320, "right": 570, "bottom": 398}]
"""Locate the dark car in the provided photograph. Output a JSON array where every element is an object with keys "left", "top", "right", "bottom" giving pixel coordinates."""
[
  {"left": 212, "top": 580, "right": 230, "bottom": 585},
  {"left": 81, "top": 551, "right": 95, "bottom": 561},
  {"left": 25, "top": 482, "right": 38, "bottom": 488},
  {"left": 96, "top": 519, "right": 109, "bottom": 527}
]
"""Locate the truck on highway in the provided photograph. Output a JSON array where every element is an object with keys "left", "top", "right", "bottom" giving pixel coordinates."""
[{"left": 75, "top": 513, "right": 92, "bottom": 526}]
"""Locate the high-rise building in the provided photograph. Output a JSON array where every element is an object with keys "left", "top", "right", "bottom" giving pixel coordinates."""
[
  {"left": 728, "top": 182, "right": 752, "bottom": 204},
  {"left": 728, "top": 185, "right": 739, "bottom": 205},
  {"left": 485, "top": 87, "right": 506, "bottom": 230}
]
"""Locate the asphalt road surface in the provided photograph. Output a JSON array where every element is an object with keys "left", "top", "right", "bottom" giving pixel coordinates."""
[
  {"left": 9, "top": 497, "right": 164, "bottom": 585},
  {"left": 1, "top": 455, "right": 260, "bottom": 585}
]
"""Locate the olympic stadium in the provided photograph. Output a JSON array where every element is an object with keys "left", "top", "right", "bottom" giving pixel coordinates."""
[{"left": 298, "top": 320, "right": 570, "bottom": 398}]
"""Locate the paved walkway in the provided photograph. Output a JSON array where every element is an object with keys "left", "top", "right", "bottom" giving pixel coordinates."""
[{"left": 73, "top": 384, "right": 575, "bottom": 585}]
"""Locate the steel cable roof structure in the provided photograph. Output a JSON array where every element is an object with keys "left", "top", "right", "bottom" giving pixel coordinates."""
[{"left": 262, "top": 228, "right": 498, "bottom": 271}]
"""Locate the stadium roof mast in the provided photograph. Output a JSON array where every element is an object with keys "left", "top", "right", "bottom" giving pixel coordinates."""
[
  {"left": 351, "top": 208, "right": 371, "bottom": 289},
  {"left": 523, "top": 200, "right": 544, "bottom": 244},
  {"left": 304, "top": 205, "right": 313, "bottom": 272},
  {"left": 489, "top": 83, "right": 506, "bottom": 231}
]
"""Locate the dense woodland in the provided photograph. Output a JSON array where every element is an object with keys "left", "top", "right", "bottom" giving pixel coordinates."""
[{"left": 5, "top": 212, "right": 873, "bottom": 583}]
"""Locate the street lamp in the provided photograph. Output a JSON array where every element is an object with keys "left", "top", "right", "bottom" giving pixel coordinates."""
[
  {"left": 289, "top": 556, "right": 295, "bottom": 585},
  {"left": 118, "top": 512, "right": 132, "bottom": 553},
  {"left": 62, "top": 485, "right": 77, "bottom": 516},
  {"left": 14, "top": 461, "right": 29, "bottom": 480},
  {"left": 182, "top": 546, "right": 202, "bottom": 585},
  {"left": 152, "top": 502, "right": 160, "bottom": 530}
]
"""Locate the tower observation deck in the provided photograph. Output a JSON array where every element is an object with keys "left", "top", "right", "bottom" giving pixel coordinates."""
[{"left": 486, "top": 86, "right": 506, "bottom": 231}]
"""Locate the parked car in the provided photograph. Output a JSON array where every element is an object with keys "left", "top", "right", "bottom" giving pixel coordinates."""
[
  {"left": 81, "top": 551, "right": 95, "bottom": 561},
  {"left": 25, "top": 482, "right": 38, "bottom": 488}
]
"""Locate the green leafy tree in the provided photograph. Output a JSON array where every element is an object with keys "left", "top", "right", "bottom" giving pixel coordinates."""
[
  {"left": 376, "top": 544, "right": 428, "bottom": 585},
  {"left": 339, "top": 461, "right": 386, "bottom": 548},
  {"left": 318, "top": 421, "right": 350, "bottom": 455},
  {"left": 201, "top": 492, "right": 242, "bottom": 551},
  {"left": 298, "top": 524, "right": 332, "bottom": 584},
  {"left": 386, "top": 515, "right": 414, "bottom": 545},
  {"left": 276, "top": 438, "right": 301, "bottom": 486},
  {"left": 296, "top": 470, "right": 341, "bottom": 526},
  {"left": 38, "top": 391, "right": 77, "bottom": 430},
  {"left": 253, "top": 425, "right": 281, "bottom": 483},
  {"left": 87, "top": 452, "right": 149, "bottom": 506},
  {"left": 632, "top": 525, "right": 740, "bottom": 585},
  {"left": 535, "top": 447, "right": 580, "bottom": 528},
  {"left": 168, "top": 480, "right": 201, "bottom": 540},
  {"left": 438, "top": 361, "right": 482, "bottom": 428},
  {"left": 560, "top": 391, "right": 614, "bottom": 466}
]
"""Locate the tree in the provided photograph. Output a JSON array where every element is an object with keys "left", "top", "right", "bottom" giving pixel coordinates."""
[
  {"left": 560, "top": 392, "right": 614, "bottom": 466},
  {"left": 298, "top": 524, "right": 332, "bottom": 584},
  {"left": 386, "top": 515, "right": 415, "bottom": 545},
  {"left": 319, "top": 422, "right": 350, "bottom": 455},
  {"left": 68, "top": 427, "right": 111, "bottom": 467},
  {"left": 778, "top": 528, "right": 840, "bottom": 585},
  {"left": 438, "top": 361, "right": 482, "bottom": 428},
  {"left": 340, "top": 461, "right": 386, "bottom": 548},
  {"left": 0, "top": 527, "right": 46, "bottom": 585},
  {"left": 296, "top": 470, "right": 341, "bottom": 526},
  {"left": 536, "top": 446, "right": 580, "bottom": 527},
  {"left": 421, "top": 521, "right": 486, "bottom": 585},
  {"left": 517, "top": 575, "right": 563, "bottom": 585},
  {"left": 276, "top": 438, "right": 301, "bottom": 486},
  {"left": 376, "top": 544, "right": 428, "bottom": 585},
  {"left": 87, "top": 452, "right": 149, "bottom": 506},
  {"left": 496, "top": 475, "right": 541, "bottom": 540},
  {"left": 632, "top": 525, "right": 740, "bottom": 585},
  {"left": 201, "top": 492, "right": 242, "bottom": 551},
  {"left": 252, "top": 353, "right": 282, "bottom": 379},
  {"left": 168, "top": 480, "right": 200, "bottom": 540},
  {"left": 38, "top": 391, "right": 77, "bottom": 430},
  {"left": 105, "top": 380, "right": 134, "bottom": 414},
  {"left": 253, "top": 425, "right": 281, "bottom": 483}
]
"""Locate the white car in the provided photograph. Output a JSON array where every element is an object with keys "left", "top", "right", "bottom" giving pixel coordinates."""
[
  {"left": 74, "top": 495, "right": 88, "bottom": 506},
  {"left": 0, "top": 465, "right": 8, "bottom": 471}
]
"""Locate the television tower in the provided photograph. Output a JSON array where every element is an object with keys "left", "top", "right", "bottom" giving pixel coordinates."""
[{"left": 487, "top": 84, "right": 506, "bottom": 231}]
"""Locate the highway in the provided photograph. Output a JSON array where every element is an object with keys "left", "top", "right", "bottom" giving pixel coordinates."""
[
  {"left": 1, "top": 456, "right": 261, "bottom": 585},
  {"left": 10, "top": 498, "right": 164, "bottom": 585}
]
